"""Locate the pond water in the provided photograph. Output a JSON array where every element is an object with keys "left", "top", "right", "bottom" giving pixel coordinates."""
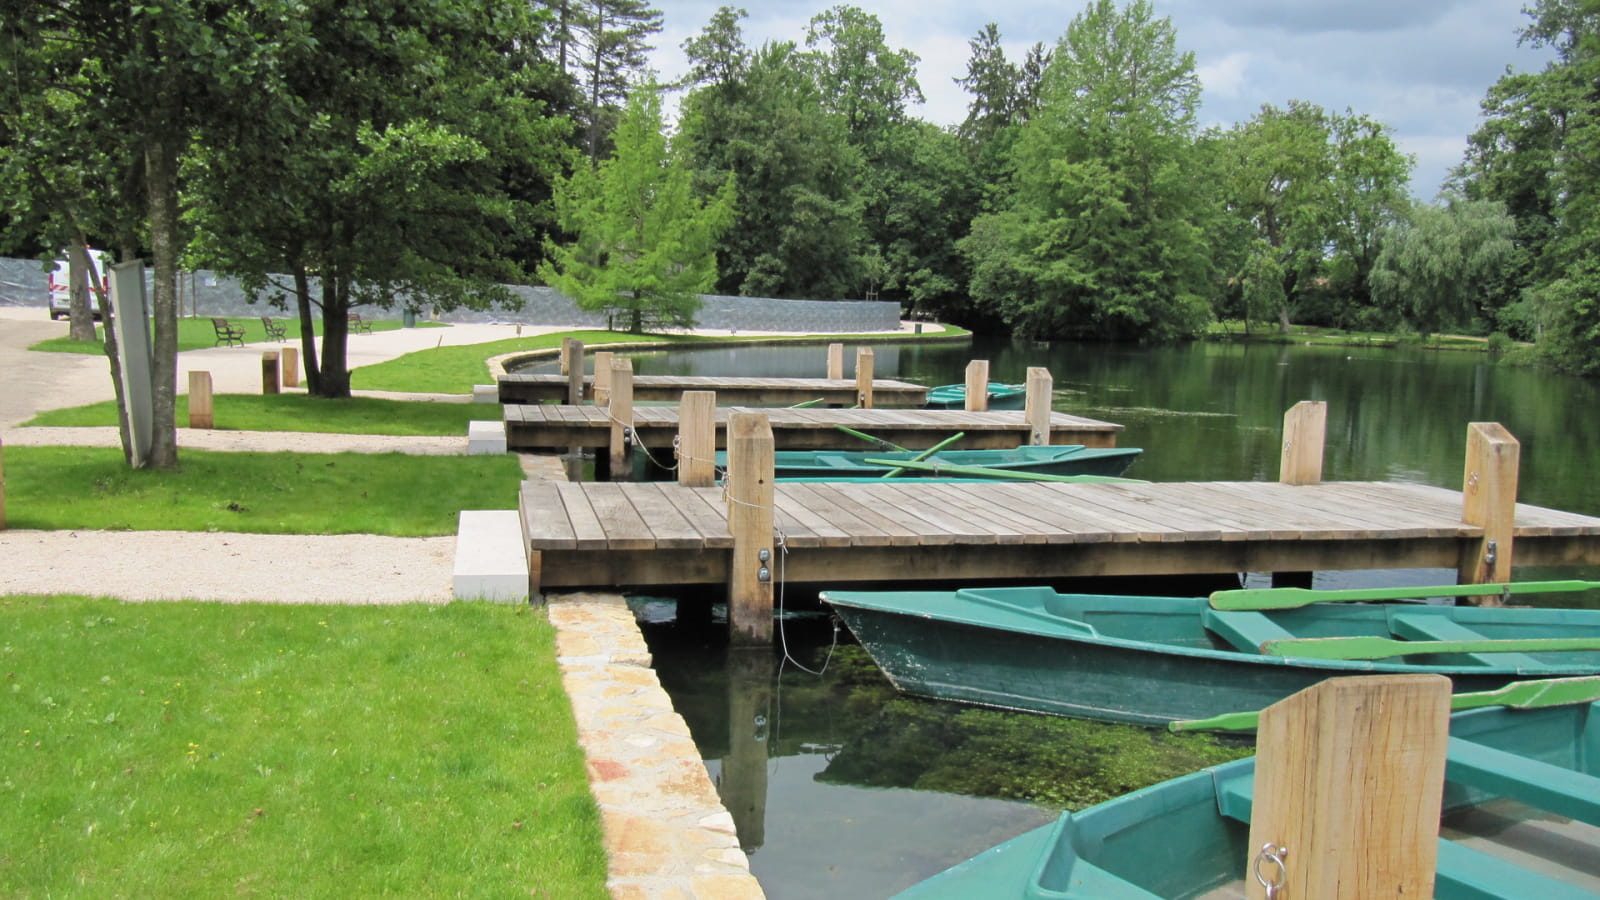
[{"left": 586, "top": 336, "right": 1600, "bottom": 898}]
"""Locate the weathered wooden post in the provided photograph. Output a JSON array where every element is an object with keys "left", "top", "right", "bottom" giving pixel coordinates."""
[
  {"left": 678, "top": 391, "right": 717, "bottom": 487},
  {"left": 608, "top": 358, "right": 634, "bottom": 482},
  {"left": 721, "top": 649, "right": 773, "bottom": 846},
  {"left": 261, "top": 351, "right": 280, "bottom": 394},
  {"left": 827, "top": 343, "right": 845, "bottom": 380},
  {"left": 1461, "top": 422, "right": 1520, "bottom": 590},
  {"left": 188, "top": 371, "right": 214, "bottom": 429},
  {"left": 280, "top": 346, "right": 299, "bottom": 388},
  {"left": 727, "top": 411, "right": 775, "bottom": 645},
  {"left": 1279, "top": 400, "right": 1327, "bottom": 485},
  {"left": 592, "top": 350, "right": 615, "bottom": 406},
  {"left": 855, "top": 347, "right": 875, "bottom": 408},
  {"left": 964, "top": 359, "right": 990, "bottom": 411},
  {"left": 1025, "top": 367, "right": 1052, "bottom": 446},
  {"left": 563, "top": 338, "right": 585, "bottom": 404},
  {"left": 1247, "top": 674, "right": 1450, "bottom": 899}
]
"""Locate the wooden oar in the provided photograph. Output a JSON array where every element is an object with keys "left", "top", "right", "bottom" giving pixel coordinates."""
[
  {"left": 833, "top": 424, "right": 909, "bottom": 453},
  {"left": 1170, "top": 676, "right": 1600, "bottom": 733},
  {"left": 878, "top": 432, "right": 966, "bottom": 478},
  {"left": 1259, "top": 634, "right": 1600, "bottom": 661},
  {"left": 863, "top": 458, "right": 1146, "bottom": 483},
  {"left": 1210, "top": 579, "right": 1600, "bottom": 611}
]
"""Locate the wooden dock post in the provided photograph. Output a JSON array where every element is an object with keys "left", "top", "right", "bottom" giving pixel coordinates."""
[
  {"left": 678, "top": 391, "right": 717, "bottom": 487},
  {"left": 563, "top": 338, "right": 585, "bottom": 404},
  {"left": 1025, "top": 367, "right": 1052, "bottom": 446},
  {"left": 188, "top": 371, "right": 214, "bottom": 428},
  {"left": 1279, "top": 400, "right": 1327, "bottom": 485},
  {"left": 593, "top": 351, "right": 614, "bottom": 406},
  {"left": 280, "top": 346, "right": 299, "bottom": 388},
  {"left": 721, "top": 648, "right": 773, "bottom": 846},
  {"left": 965, "top": 360, "right": 990, "bottom": 411},
  {"left": 727, "top": 411, "right": 775, "bottom": 645},
  {"left": 261, "top": 351, "right": 280, "bottom": 394},
  {"left": 1461, "top": 422, "right": 1520, "bottom": 590},
  {"left": 855, "top": 347, "right": 875, "bottom": 408},
  {"left": 608, "top": 358, "right": 634, "bottom": 482},
  {"left": 827, "top": 343, "right": 844, "bottom": 380},
  {"left": 1247, "top": 674, "right": 1450, "bottom": 900}
]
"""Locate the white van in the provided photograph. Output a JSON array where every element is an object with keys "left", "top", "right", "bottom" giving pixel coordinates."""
[{"left": 48, "top": 249, "right": 110, "bottom": 320}]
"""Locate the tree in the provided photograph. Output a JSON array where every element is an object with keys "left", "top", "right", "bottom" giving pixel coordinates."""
[
  {"left": 540, "top": 86, "right": 736, "bottom": 331},
  {"left": 1369, "top": 197, "right": 1517, "bottom": 336},
  {"left": 1324, "top": 110, "right": 1413, "bottom": 317},
  {"left": 802, "top": 5, "right": 923, "bottom": 141},
  {"left": 562, "top": 0, "right": 663, "bottom": 160}
]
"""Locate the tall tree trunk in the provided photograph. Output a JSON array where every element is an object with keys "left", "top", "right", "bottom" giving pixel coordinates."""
[
  {"left": 144, "top": 133, "right": 182, "bottom": 468},
  {"left": 67, "top": 233, "right": 97, "bottom": 341},
  {"left": 313, "top": 271, "right": 352, "bottom": 398},
  {"left": 291, "top": 264, "right": 323, "bottom": 394}
]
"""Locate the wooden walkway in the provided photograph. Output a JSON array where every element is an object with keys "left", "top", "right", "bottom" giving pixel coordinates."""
[
  {"left": 519, "top": 479, "right": 1600, "bottom": 594},
  {"left": 503, "top": 405, "right": 1123, "bottom": 452},
  {"left": 498, "top": 373, "right": 929, "bottom": 407}
]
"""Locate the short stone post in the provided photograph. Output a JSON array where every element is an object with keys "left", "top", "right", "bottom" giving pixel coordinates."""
[
  {"left": 1460, "top": 422, "right": 1520, "bottom": 590},
  {"left": 1247, "top": 674, "right": 1450, "bottom": 899},
  {"left": 1279, "top": 400, "right": 1327, "bottom": 485},
  {"left": 593, "top": 350, "right": 615, "bottom": 406},
  {"left": 261, "top": 351, "right": 280, "bottom": 394},
  {"left": 964, "top": 359, "right": 990, "bottom": 411},
  {"left": 678, "top": 391, "right": 717, "bottom": 487},
  {"left": 563, "top": 338, "right": 586, "bottom": 404},
  {"left": 1025, "top": 367, "right": 1052, "bottom": 446},
  {"left": 188, "top": 371, "right": 214, "bottom": 429},
  {"left": 855, "top": 347, "right": 874, "bottom": 408},
  {"left": 280, "top": 346, "right": 299, "bottom": 388},
  {"left": 827, "top": 343, "right": 844, "bottom": 380},
  {"left": 608, "top": 358, "right": 634, "bottom": 482},
  {"left": 727, "top": 412, "right": 775, "bottom": 645}
]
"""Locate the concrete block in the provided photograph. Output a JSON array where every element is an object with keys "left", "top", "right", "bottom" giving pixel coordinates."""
[
  {"left": 471, "top": 384, "right": 499, "bottom": 403},
  {"left": 453, "top": 510, "right": 527, "bottom": 603},
  {"left": 467, "top": 420, "right": 507, "bottom": 455}
]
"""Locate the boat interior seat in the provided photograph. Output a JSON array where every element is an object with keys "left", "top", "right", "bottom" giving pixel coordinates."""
[
  {"left": 1202, "top": 609, "right": 1297, "bottom": 655},
  {"left": 1389, "top": 611, "right": 1548, "bottom": 668}
]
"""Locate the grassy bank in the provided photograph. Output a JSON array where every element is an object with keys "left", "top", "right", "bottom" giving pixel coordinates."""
[
  {"left": 30, "top": 315, "right": 427, "bottom": 355},
  {"left": 1203, "top": 321, "right": 1519, "bottom": 352},
  {"left": 26, "top": 394, "right": 483, "bottom": 435},
  {"left": 0, "top": 596, "right": 608, "bottom": 898},
  {"left": 2, "top": 446, "right": 522, "bottom": 534}
]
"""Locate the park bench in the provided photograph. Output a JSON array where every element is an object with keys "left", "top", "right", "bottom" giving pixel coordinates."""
[
  {"left": 211, "top": 317, "right": 246, "bottom": 347},
  {"left": 261, "top": 317, "right": 287, "bottom": 341},
  {"left": 348, "top": 312, "right": 374, "bottom": 334}
]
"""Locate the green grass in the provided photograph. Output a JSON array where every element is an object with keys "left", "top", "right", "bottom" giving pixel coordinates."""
[
  {"left": 30, "top": 315, "right": 428, "bottom": 355},
  {"left": 2, "top": 446, "right": 523, "bottom": 535},
  {"left": 1203, "top": 321, "right": 1513, "bottom": 351},
  {"left": 26, "top": 394, "right": 483, "bottom": 436},
  {"left": 0, "top": 595, "right": 609, "bottom": 899}
]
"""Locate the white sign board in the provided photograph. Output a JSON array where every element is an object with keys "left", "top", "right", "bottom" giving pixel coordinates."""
[{"left": 108, "top": 261, "right": 153, "bottom": 467}]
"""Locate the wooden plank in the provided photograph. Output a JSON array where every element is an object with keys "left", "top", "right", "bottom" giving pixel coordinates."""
[
  {"left": 770, "top": 488, "right": 851, "bottom": 547},
  {"left": 622, "top": 483, "right": 708, "bottom": 550},
  {"left": 1279, "top": 400, "right": 1327, "bottom": 485},
  {"left": 581, "top": 483, "right": 658, "bottom": 551},
  {"left": 1174, "top": 482, "right": 1329, "bottom": 540},
  {"left": 857, "top": 483, "right": 1005, "bottom": 545},
  {"left": 1052, "top": 482, "right": 1201, "bottom": 542},
  {"left": 779, "top": 483, "right": 903, "bottom": 547},
  {"left": 977, "top": 483, "right": 1122, "bottom": 544},
  {"left": 555, "top": 483, "right": 611, "bottom": 551},
  {"left": 916, "top": 482, "right": 1041, "bottom": 544},
  {"left": 802, "top": 482, "right": 928, "bottom": 547},
  {"left": 670, "top": 485, "right": 738, "bottom": 549},
  {"left": 519, "top": 483, "right": 577, "bottom": 550}
]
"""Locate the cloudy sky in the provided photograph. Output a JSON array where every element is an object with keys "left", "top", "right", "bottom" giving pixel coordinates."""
[{"left": 644, "top": 0, "right": 1554, "bottom": 199}]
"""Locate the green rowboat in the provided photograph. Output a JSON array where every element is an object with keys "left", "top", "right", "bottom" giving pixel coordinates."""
[
  {"left": 713, "top": 445, "right": 1142, "bottom": 480},
  {"left": 820, "top": 586, "right": 1600, "bottom": 726},
  {"left": 896, "top": 699, "right": 1600, "bottom": 898},
  {"left": 925, "top": 382, "right": 1027, "bottom": 410}
]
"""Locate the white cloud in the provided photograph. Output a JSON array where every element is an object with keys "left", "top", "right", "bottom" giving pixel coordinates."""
[{"left": 1197, "top": 51, "right": 1250, "bottom": 100}]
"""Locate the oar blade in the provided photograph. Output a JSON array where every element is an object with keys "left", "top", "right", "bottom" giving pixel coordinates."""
[
  {"left": 1261, "top": 635, "right": 1600, "bottom": 661},
  {"left": 1211, "top": 579, "right": 1599, "bottom": 611}
]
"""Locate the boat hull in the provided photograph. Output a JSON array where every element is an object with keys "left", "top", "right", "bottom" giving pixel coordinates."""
[
  {"left": 721, "top": 445, "right": 1143, "bottom": 480},
  {"left": 925, "top": 382, "right": 1027, "bottom": 410}
]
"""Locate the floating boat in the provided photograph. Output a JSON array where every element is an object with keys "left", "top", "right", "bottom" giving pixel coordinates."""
[
  {"left": 925, "top": 382, "right": 1027, "bottom": 410},
  {"left": 820, "top": 583, "right": 1600, "bottom": 726},
  {"left": 713, "top": 445, "right": 1143, "bottom": 480},
  {"left": 896, "top": 695, "right": 1600, "bottom": 898}
]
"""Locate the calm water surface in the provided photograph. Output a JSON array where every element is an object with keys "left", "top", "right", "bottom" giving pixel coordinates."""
[{"left": 584, "top": 337, "right": 1600, "bottom": 898}]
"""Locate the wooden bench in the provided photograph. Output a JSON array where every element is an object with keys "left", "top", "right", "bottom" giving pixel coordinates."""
[
  {"left": 1388, "top": 610, "right": 1548, "bottom": 668},
  {"left": 347, "top": 312, "right": 374, "bottom": 334},
  {"left": 211, "top": 317, "right": 245, "bottom": 347},
  {"left": 1203, "top": 608, "right": 1298, "bottom": 654},
  {"left": 260, "top": 317, "right": 287, "bottom": 341}
]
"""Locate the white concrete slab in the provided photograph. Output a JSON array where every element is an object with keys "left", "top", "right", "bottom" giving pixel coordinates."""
[
  {"left": 467, "top": 420, "right": 506, "bottom": 455},
  {"left": 453, "top": 509, "right": 527, "bottom": 603},
  {"left": 471, "top": 384, "right": 498, "bottom": 403}
]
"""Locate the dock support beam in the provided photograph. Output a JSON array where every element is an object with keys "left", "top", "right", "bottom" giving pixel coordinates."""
[
  {"left": 678, "top": 391, "right": 717, "bottom": 486},
  {"left": 592, "top": 351, "right": 614, "bottom": 406},
  {"left": 1025, "top": 367, "right": 1052, "bottom": 445},
  {"left": 855, "top": 348, "right": 874, "bottom": 408},
  {"left": 608, "top": 359, "right": 634, "bottom": 482},
  {"left": 827, "top": 343, "right": 844, "bottom": 380},
  {"left": 188, "top": 371, "right": 214, "bottom": 428},
  {"left": 1460, "top": 422, "right": 1520, "bottom": 589},
  {"left": 965, "top": 360, "right": 989, "bottom": 411},
  {"left": 1248, "top": 674, "right": 1449, "bottom": 899},
  {"left": 727, "top": 412, "right": 775, "bottom": 645},
  {"left": 1279, "top": 400, "right": 1327, "bottom": 485},
  {"left": 562, "top": 338, "right": 585, "bottom": 404}
]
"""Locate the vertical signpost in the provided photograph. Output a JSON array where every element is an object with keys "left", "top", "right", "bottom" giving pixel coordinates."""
[{"left": 108, "top": 261, "right": 154, "bottom": 467}]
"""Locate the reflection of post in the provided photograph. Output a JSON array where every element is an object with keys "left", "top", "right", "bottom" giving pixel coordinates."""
[{"left": 720, "top": 648, "right": 772, "bottom": 851}]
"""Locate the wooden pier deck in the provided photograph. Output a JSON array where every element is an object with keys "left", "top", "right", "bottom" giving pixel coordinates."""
[
  {"left": 499, "top": 373, "right": 929, "bottom": 407},
  {"left": 519, "top": 479, "right": 1600, "bottom": 595},
  {"left": 503, "top": 405, "right": 1124, "bottom": 452}
]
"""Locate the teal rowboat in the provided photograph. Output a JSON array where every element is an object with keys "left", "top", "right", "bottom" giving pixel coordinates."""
[
  {"left": 820, "top": 586, "right": 1600, "bottom": 726},
  {"left": 925, "top": 382, "right": 1027, "bottom": 410},
  {"left": 896, "top": 699, "right": 1600, "bottom": 898},
  {"left": 713, "top": 445, "right": 1142, "bottom": 480}
]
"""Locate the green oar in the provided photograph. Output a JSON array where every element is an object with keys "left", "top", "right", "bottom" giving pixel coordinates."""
[
  {"left": 879, "top": 432, "right": 966, "bottom": 478},
  {"left": 1170, "top": 675, "right": 1600, "bottom": 733},
  {"left": 1259, "top": 634, "right": 1600, "bottom": 661},
  {"left": 1210, "top": 579, "right": 1600, "bottom": 611},
  {"left": 863, "top": 458, "right": 1146, "bottom": 484},
  {"left": 833, "top": 424, "right": 909, "bottom": 453},
  {"left": 789, "top": 398, "right": 825, "bottom": 409}
]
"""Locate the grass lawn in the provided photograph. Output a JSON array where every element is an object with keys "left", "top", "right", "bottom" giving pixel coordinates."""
[
  {"left": 30, "top": 315, "right": 429, "bottom": 355},
  {"left": 26, "top": 394, "right": 484, "bottom": 436},
  {"left": 2, "top": 446, "right": 523, "bottom": 535},
  {"left": 0, "top": 595, "right": 609, "bottom": 899}
]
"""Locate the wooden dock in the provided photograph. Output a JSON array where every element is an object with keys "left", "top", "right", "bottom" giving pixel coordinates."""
[{"left": 498, "top": 373, "right": 930, "bottom": 407}]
